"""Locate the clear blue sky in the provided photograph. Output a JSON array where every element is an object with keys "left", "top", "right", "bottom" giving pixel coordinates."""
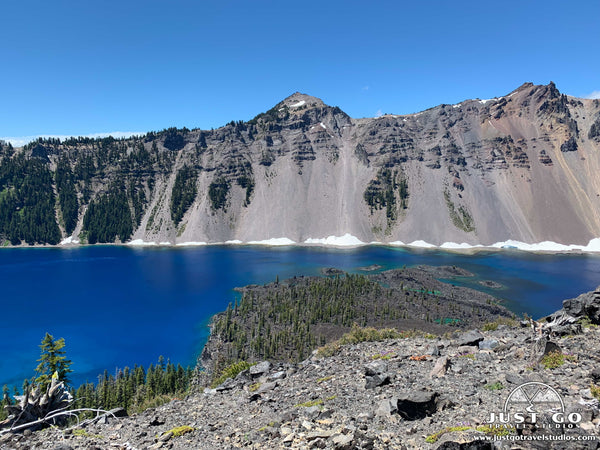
[{"left": 2, "top": 0, "right": 599, "bottom": 143}]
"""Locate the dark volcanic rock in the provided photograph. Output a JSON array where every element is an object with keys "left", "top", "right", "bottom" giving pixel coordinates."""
[
  {"left": 3, "top": 82, "right": 600, "bottom": 249},
  {"left": 563, "top": 285, "right": 600, "bottom": 324},
  {"left": 396, "top": 390, "right": 438, "bottom": 420}
]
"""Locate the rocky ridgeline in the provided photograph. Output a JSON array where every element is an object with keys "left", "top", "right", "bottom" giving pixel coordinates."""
[
  {"left": 2, "top": 82, "right": 600, "bottom": 247},
  {"left": 3, "top": 287, "right": 600, "bottom": 450}
]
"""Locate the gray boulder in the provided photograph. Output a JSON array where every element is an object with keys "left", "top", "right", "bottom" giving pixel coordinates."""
[
  {"left": 365, "top": 373, "right": 390, "bottom": 389},
  {"left": 375, "top": 397, "right": 398, "bottom": 416},
  {"left": 249, "top": 361, "right": 272, "bottom": 377},
  {"left": 427, "top": 344, "right": 441, "bottom": 356},
  {"left": 364, "top": 360, "right": 390, "bottom": 389},
  {"left": 478, "top": 339, "right": 499, "bottom": 350},
  {"left": 429, "top": 356, "right": 450, "bottom": 378},
  {"left": 364, "top": 360, "right": 388, "bottom": 376},
  {"left": 267, "top": 370, "right": 287, "bottom": 381},
  {"left": 456, "top": 330, "right": 484, "bottom": 347}
]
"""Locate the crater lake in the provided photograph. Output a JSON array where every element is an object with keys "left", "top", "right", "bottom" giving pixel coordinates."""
[{"left": 1, "top": 245, "right": 599, "bottom": 389}]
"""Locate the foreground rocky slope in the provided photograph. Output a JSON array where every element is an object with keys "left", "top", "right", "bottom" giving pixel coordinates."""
[
  {"left": 1, "top": 82, "right": 600, "bottom": 246},
  {"left": 3, "top": 287, "right": 600, "bottom": 449}
]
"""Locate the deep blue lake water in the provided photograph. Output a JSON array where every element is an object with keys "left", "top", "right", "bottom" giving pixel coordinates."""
[{"left": 1, "top": 245, "right": 599, "bottom": 389}]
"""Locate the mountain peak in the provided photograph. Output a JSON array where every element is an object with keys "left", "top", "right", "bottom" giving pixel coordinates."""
[
  {"left": 280, "top": 92, "right": 326, "bottom": 109},
  {"left": 512, "top": 82, "right": 535, "bottom": 93}
]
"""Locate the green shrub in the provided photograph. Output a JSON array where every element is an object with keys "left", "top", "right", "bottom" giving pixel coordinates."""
[
  {"left": 482, "top": 317, "right": 517, "bottom": 331},
  {"left": 482, "top": 321, "right": 499, "bottom": 331},
  {"left": 425, "top": 426, "right": 471, "bottom": 443},
  {"left": 541, "top": 351, "right": 565, "bottom": 369},
  {"left": 317, "top": 376, "right": 333, "bottom": 383},
  {"left": 371, "top": 352, "right": 393, "bottom": 360},
  {"left": 316, "top": 325, "right": 403, "bottom": 357},
  {"left": 164, "top": 425, "right": 194, "bottom": 437},
  {"left": 475, "top": 425, "right": 512, "bottom": 437},
  {"left": 72, "top": 429, "right": 104, "bottom": 439},
  {"left": 130, "top": 394, "right": 176, "bottom": 414},
  {"left": 426, "top": 424, "right": 512, "bottom": 444},
  {"left": 295, "top": 399, "right": 323, "bottom": 408},
  {"left": 211, "top": 361, "right": 253, "bottom": 388},
  {"left": 578, "top": 317, "right": 598, "bottom": 329}
]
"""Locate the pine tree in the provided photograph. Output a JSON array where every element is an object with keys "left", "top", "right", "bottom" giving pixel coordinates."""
[
  {"left": 0, "top": 385, "right": 10, "bottom": 421},
  {"left": 35, "top": 333, "right": 73, "bottom": 390}
]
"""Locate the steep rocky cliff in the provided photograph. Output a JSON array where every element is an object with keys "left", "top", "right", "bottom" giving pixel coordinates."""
[{"left": 2, "top": 82, "right": 600, "bottom": 246}]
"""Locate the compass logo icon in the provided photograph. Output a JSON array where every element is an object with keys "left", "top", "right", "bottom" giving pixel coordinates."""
[
  {"left": 486, "top": 381, "right": 582, "bottom": 428},
  {"left": 504, "top": 382, "right": 564, "bottom": 415}
]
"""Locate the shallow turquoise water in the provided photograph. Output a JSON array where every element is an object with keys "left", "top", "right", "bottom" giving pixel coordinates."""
[{"left": 0, "top": 245, "right": 599, "bottom": 388}]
